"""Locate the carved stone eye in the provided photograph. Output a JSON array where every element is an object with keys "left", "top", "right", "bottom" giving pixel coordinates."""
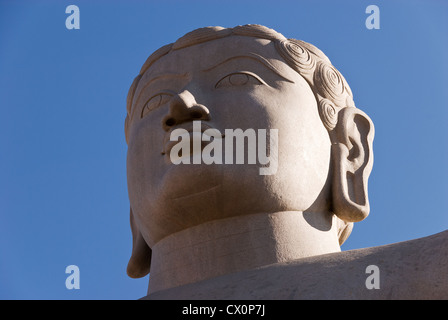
[
  {"left": 229, "top": 73, "right": 249, "bottom": 86},
  {"left": 215, "top": 72, "right": 262, "bottom": 89},
  {"left": 141, "top": 93, "right": 172, "bottom": 118}
]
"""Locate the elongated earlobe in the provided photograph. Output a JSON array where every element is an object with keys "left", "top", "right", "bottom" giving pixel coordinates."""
[
  {"left": 127, "top": 208, "right": 152, "bottom": 278},
  {"left": 331, "top": 107, "right": 374, "bottom": 222}
]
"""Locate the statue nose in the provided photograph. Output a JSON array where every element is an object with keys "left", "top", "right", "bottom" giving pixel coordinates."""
[{"left": 162, "top": 90, "right": 210, "bottom": 131}]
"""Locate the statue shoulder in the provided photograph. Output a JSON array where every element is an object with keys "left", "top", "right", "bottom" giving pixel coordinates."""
[{"left": 143, "top": 230, "right": 448, "bottom": 300}]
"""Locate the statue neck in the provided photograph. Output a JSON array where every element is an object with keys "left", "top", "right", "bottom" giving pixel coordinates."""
[{"left": 147, "top": 211, "right": 341, "bottom": 295}]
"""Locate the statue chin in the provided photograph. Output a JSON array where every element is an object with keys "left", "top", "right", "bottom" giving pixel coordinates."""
[{"left": 160, "top": 161, "right": 224, "bottom": 199}]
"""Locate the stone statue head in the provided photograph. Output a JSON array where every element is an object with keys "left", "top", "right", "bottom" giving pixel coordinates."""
[{"left": 124, "top": 25, "right": 374, "bottom": 279}]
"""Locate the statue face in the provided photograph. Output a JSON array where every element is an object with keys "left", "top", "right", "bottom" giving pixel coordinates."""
[{"left": 127, "top": 36, "right": 332, "bottom": 246}]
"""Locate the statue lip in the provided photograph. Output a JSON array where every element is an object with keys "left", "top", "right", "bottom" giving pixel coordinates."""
[{"left": 162, "top": 121, "right": 217, "bottom": 156}]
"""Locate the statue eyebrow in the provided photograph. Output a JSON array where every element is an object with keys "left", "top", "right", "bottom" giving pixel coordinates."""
[{"left": 202, "top": 53, "right": 294, "bottom": 83}]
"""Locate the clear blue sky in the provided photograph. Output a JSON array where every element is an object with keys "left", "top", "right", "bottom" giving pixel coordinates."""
[{"left": 1, "top": 0, "right": 447, "bottom": 300}]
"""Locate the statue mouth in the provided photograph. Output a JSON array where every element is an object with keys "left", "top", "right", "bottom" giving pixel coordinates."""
[
  {"left": 161, "top": 121, "right": 218, "bottom": 158},
  {"left": 160, "top": 120, "right": 278, "bottom": 175}
]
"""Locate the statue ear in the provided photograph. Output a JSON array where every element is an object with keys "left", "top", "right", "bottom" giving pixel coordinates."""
[
  {"left": 331, "top": 107, "right": 374, "bottom": 222},
  {"left": 127, "top": 208, "right": 152, "bottom": 278}
]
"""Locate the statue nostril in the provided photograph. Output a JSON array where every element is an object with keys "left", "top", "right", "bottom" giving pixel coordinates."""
[
  {"left": 165, "top": 118, "right": 176, "bottom": 127},
  {"left": 190, "top": 111, "right": 203, "bottom": 119}
]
